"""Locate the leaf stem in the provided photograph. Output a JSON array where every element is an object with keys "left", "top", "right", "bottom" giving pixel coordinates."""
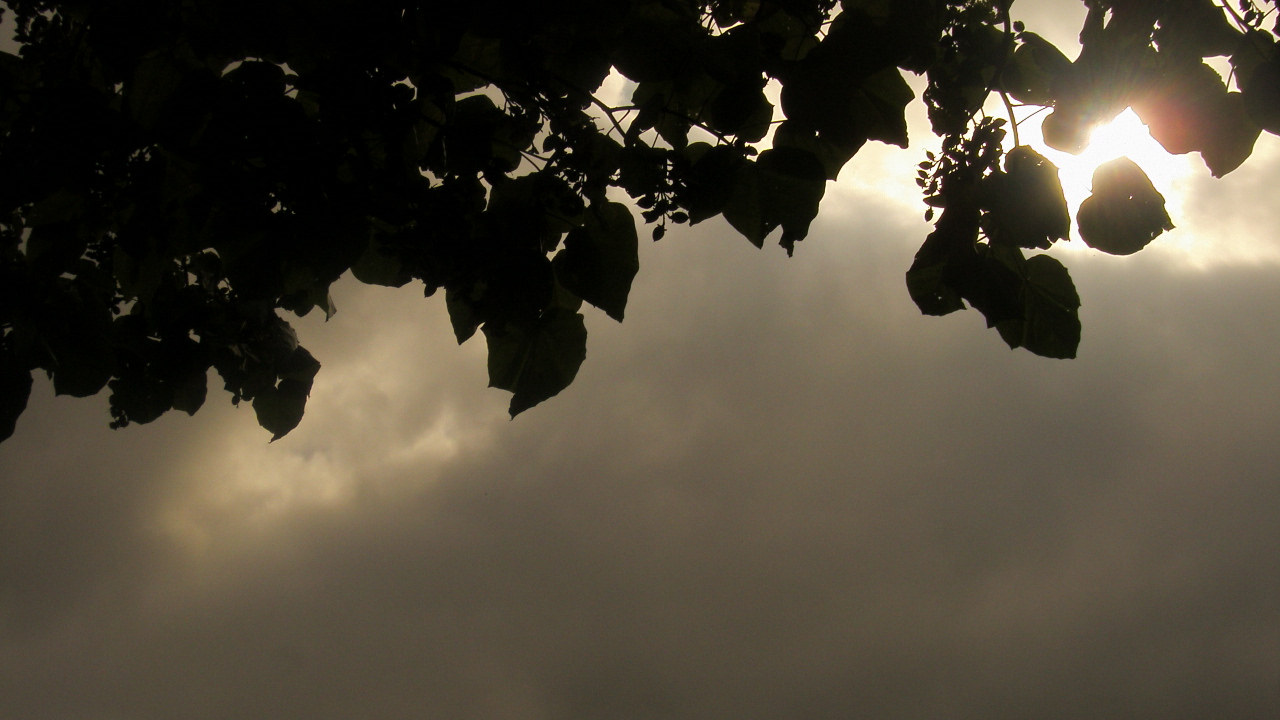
[
  {"left": 1001, "top": 90, "right": 1021, "bottom": 147},
  {"left": 1000, "top": 10, "right": 1020, "bottom": 148}
]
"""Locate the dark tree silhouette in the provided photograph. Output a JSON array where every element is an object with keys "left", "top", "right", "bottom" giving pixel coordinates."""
[{"left": 0, "top": 0, "right": 1276, "bottom": 441}]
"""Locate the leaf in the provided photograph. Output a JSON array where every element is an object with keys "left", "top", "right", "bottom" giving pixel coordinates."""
[
  {"left": 982, "top": 146, "right": 1070, "bottom": 249},
  {"left": 0, "top": 356, "right": 32, "bottom": 442},
  {"left": 443, "top": 94, "right": 538, "bottom": 175},
  {"left": 252, "top": 379, "right": 311, "bottom": 441},
  {"left": 351, "top": 235, "right": 412, "bottom": 287},
  {"left": 679, "top": 143, "right": 745, "bottom": 222},
  {"left": 126, "top": 51, "right": 193, "bottom": 132},
  {"left": 1077, "top": 157, "right": 1174, "bottom": 255},
  {"left": 1001, "top": 33, "right": 1072, "bottom": 106},
  {"left": 856, "top": 67, "right": 915, "bottom": 147},
  {"left": 1132, "top": 61, "right": 1260, "bottom": 176},
  {"left": 1230, "top": 30, "right": 1275, "bottom": 89},
  {"left": 723, "top": 148, "right": 827, "bottom": 254},
  {"left": 484, "top": 307, "right": 588, "bottom": 417},
  {"left": 630, "top": 72, "right": 723, "bottom": 151},
  {"left": 707, "top": 83, "right": 773, "bottom": 142},
  {"left": 485, "top": 172, "right": 584, "bottom": 254},
  {"left": 906, "top": 205, "right": 976, "bottom": 317},
  {"left": 749, "top": 6, "right": 819, "bottom": 64},
  {"left": 781, "top": 63, "right": 914, "bottom": 150},
  {"left": 1154, "top": 0, "right": 1242, "bottom": 59},
  {"left": 251, "top": 346, "right": 320, "bottom": 441},
  {"left": 721, "top": 159, "right": 767, "bottom": 248},
  {"left": 1041, "top": 108, "right": 1091, "bottom": 155},
  {"left": 441, "top": 32, "right": 504, "bottom": 93},
  {"left": 775, "top": 121, "right": 865, "bottom": 182},
  {"left": 26, "top": 187, "right": 89, "bottom": 227},
  {"left": 1200, "top": 92, "right": 1261, "bottom": 177},
  {"left": 901, "top": 199, "right": 977, "bottom": 315},
  {"left": 446, "top": 287, "right": 482, "bottom": 344},
  {"left": 995, "top": 253, "right": 1081, "bottom": 359},
  {"left": 1240, "top": 55, "right": 1280, "bottom": 135},
  {"left": 170, "top": 367, "right": 208, "bottom": 416},
  {"left": 1239, "top": 40, "right": 1280, "bottom": 135},
  {"left": 36, "top": 288, "right": 115, "bottom": 398},
  {"left": 551, "top": 201, "right": 639, "bottom": 321},
  {"left": 612, "top": 3, "right": 695, "bottom": 83}
]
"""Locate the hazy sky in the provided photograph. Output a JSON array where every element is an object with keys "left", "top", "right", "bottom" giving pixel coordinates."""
[{"left": 3, "top": 2, "right": 1280, "bottom": 718}]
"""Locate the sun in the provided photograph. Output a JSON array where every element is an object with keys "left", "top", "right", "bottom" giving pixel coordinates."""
[{"left": 1024, "top": 108, "right": 1199, "bottom": 245}]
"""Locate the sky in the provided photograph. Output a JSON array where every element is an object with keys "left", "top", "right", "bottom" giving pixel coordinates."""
[{"left": 3, "top": 2, "right": 1280, "bottom": 718}]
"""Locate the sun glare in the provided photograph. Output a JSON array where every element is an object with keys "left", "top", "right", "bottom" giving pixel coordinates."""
[{"left": 1027, "top": 109, "right": 1199, "bottom": 248}]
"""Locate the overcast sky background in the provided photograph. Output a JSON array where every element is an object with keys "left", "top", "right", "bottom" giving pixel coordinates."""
[{"left": 3, "top": 2, "right": 1280, "bottom": 718}]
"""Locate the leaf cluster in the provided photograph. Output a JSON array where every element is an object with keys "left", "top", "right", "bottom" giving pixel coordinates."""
[{"left": 0, "top": 0, "right": 1277, "bottom": 441}]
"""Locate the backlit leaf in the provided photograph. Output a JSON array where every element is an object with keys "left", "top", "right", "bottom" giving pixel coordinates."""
[
  {"left": 1077, "top": 157, "right": 1174, "bottom": 255},
  {"left": 484, "top": 308, "right": 588, "bottom": 417},
  {"left": 552, "top": 201, "right": 639, "bottom": 321},
  {"left": 982, "top": 146, "right": 1070, "bottom": 249},
  {"left": 0, "top": 355, "right": 32, "bottom": 442}
]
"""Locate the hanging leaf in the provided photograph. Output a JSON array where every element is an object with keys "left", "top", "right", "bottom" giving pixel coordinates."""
[
  {"left": 351, "top": 235, "right": 413, "bottom": 287},
  {"left": 1199, "top": 92, "right": 1261, "bottom": 177},
  {"left": 0, "top": 355, "right": 32, "bottom": 442},
  {"left": 250, "top": 346, "right": 320, "bottom": 441},
  {"left": 1077, "top": 157, "right": 1174, "bottom": 255},
  {"left": 982, "top": 146, "right": 1070, "bottom": 250},
  {"left": 995, "top": 253, "right": 1081, "bottom": 360},
  {"left": 1240, "top": 55, "right": 1280, "bottom": 135},
  {"left": 484, "top": 307, "right": 588, "bottom": 417},
  {"left": 552, "top": 201, "right": 639, "bottom": 322},
  {"left": 1041, "top": 108, "right": 1091, "bottom": 155},
  {"left": 855, "top": 67, "right": 915, "bottom": 148},
  {"left": 1001, "top": 32, "right": 1073, "bottom": 106},
  {"left": 782, "top": 62, "right": 914, "bottom": 150},
  {"left": 772, "top": 121, "right": 864, "bottom": 181},
  {"left": 905, "top": 204, "right": 977, "bottom": 317},
  {"left": 445, "top": 287, "right": 483, "bottom": 344},
  {"left": 722, "top": 147, "right": 827, "bottom": 254},
  {"left": 1132, "top": 60, "right": 1260, "bottom": 176},
  {"left": 1153, "top": 0, "right": 1242, "bottom": 60},
  {"left": 678, "top": 143, "right": 746, "bottom": 222}
]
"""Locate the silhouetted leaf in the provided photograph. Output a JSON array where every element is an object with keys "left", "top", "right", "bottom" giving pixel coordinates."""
[
  {"left": 679, "top": 143, "right": 745, "bottom": 222},
  {"left": 171, "top": 367, "right": 208, "bottom": 416},
  {"left": 982, "top": 146, "right": 1070, "bottom": 249},
  {"left": 0, "top": 355, "right": 32, "bottom": 442},
  {"left": 251, "top": 346, "right": 320, "bottom": 441},
  {"left": 1153, "top": 0, "right": 1241, "bottom": 59},
  {"left": 552, "top": 201, "right": 639, "bottom": 321},
  {"left": 723, "top": 147, "right": 826, "bottom": 254},
  {"left": 1133, "top": 60, "right": 1260, "bottom": 176},
  {"left": 252, "top": 379, "right": 311, "bottom": 441},
  {"left": 1239, "top": 52, "right": 1280, "bottom": 135},
  {"left": 995, "top": 253, "right": 1081, "bottom": 359},
  {"left": 906, "top": 205, "right": 976, "bottom": 316},
  {"left": 351, "top": 237, "right": 413, "bottom": 287},
  {"left": 1077, "top": 157, "right": 1174, "bottom": 255},
  {"left": 772, "top": 121, "right": 864, "bottom": 181},
  {"left": 446, "top": 287, "right": 482, "bottom": 344},
  {"left": 1041, "top": 108, "right": 1090, "bottom": 155},
  {"left": 484, "top": 307, "right": 587, "bottom": 417},
  {"left": 1001, "top": 33, "right": 1072, "bottom": 106}
]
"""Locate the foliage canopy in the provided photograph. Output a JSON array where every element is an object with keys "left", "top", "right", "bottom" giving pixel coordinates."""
[{"left": 1, "top": 0, "right": 1278, "bottom": 441}]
